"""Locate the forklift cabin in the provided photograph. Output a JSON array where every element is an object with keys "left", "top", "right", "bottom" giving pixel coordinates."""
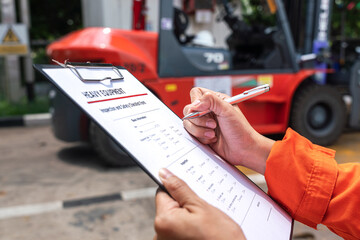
[{"left": 158, "top": 0, "right": 299, "bottom": 77}]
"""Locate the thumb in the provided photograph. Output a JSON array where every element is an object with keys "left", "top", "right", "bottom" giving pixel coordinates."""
[{"left": 159, "top": 168, "right": 200, "bottom": 207}]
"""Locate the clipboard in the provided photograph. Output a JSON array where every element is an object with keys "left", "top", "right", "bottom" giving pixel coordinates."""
[
  {"left": 34, "top": 62, "right": 293, "bottom": 240},
  {"left": 52, "top": 59, "right": 124, "bottom": 82}
]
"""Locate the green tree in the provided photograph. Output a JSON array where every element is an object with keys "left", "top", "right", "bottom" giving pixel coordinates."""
[
  {"left": 29, "top": 0, "right": 82, "bottom": 40},
  {"left": 332, "top": 0, "right": 360, "bottom": 39}
]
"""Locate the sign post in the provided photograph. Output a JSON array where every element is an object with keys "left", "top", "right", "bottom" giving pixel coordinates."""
[
  {"left": 1, "top": 0, "right": 23, "bottom": 102},
  {"left": 19, "top": 0, "right": 35, "bottom": 101}
]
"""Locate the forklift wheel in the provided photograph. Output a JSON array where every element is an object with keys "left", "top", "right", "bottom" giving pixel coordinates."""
[
  {"left": 290, "top": 83, "right": 346, "bottom": 146},
  {"left": 89, "top": 121, "right": 135, "bottom": 167}
]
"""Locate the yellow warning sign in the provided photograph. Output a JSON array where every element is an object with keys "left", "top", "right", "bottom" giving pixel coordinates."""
[
  {"left": 2, "top": 28, "right": 20, "bottom": 43},
  {"left": 0, "top": 24, "right": 29, "bottom": 55}
]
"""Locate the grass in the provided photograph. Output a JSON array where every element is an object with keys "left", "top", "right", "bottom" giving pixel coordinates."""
[{"left": 0, "top": 97, "right": 50, "bottom": 117}]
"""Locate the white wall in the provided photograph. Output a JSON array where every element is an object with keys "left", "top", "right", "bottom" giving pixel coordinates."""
[
  {"left": 81, "top": 0, "right": 232, "bottom": 48},
  {"left": 81, "top": 0, "right": 159, "bottom": 31},
  {"left": 145, "top": 0, "right": 160, "bottom": 32}
]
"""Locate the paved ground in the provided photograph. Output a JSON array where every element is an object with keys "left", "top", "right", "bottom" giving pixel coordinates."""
[
  {"left": 1, "top": 126, "right": 358, "bottom": 240},
  {"left": 0, "top": 126, "right": 157, "bottom": 240}
]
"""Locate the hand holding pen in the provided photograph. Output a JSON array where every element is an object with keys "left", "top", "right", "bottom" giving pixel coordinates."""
[
  {"left": 182, "top": 83, "right": 274, "bottom": 174},
  {"left": 182, "top": 84, "right": 270, "bottom": 121}
]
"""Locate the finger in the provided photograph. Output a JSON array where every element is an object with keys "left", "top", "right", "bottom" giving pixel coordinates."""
[
  {"left": 188, "top": 114, "right": 217, "bottom": 129},
  {"left": 183, "top": 97, "right": 202, "bottom": 116},
  {"left": 155, "top": 188, "right": 179, "bottom": 216},
  {"left": 185, "top": 88, "right": 232, "bottom": 118},
  {"left": 189, "top": 87, "right": 206, "bottom": 103},
  {"left": 159, "top": 168, "right": 201, "bottom": 207},
  {"left": 183, "top": 119, "right": 217, "bottom": 142},
  {"left": 153, "top": 234, "right": 157, "bottom": 240},
  {"left": 183, "top": 104, "right": 218, "bottom": 134},
  {"left": 185, "top": 89, "right": 238, "bottom": 121},
  {"left": 192, "top": 92, "right": 235, "bottom": 118},
  {"left": 183, "top": 103, "right": 193, "bottom": 116},
  {"left": 216, "top": 91, "right": 231, "bottom": 100}
]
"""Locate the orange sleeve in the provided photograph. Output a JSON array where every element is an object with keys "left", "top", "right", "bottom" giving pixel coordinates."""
[{"left": 265, "top": 128, "right": 360, "bottom": 240}]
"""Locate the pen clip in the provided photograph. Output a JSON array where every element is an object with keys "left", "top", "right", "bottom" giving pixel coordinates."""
[{"left": 243, "top": 84, "right": 270, "bottom": 95}]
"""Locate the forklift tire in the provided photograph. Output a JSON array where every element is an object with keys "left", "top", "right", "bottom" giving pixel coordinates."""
[
  {"left": 290, "top": 83, "right": 346, "bottom": 146},
  {"left": 89, "top": 121, "right": 135, "bottom": 167}
]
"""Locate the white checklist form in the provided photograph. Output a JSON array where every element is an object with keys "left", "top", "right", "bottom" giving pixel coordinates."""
[{"left": 36, "top": 65, "right": 293, "bottom": 240}]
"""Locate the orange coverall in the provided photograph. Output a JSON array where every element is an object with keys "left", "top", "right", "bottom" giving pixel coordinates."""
[{"left": 265, "top": 128, "right": 360, "bottom": 240}]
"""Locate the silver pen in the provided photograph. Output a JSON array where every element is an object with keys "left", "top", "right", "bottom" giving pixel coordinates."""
[{"left": 182, "top": 84, "right": 270, "bottom": 120}]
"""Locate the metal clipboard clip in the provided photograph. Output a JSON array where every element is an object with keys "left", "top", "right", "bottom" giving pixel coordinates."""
[{"left": 52, "top": 59, "right": 124, "bottom": 82}]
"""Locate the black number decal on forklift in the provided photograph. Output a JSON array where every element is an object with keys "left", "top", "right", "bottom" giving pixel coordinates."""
[{"left": 124, "top": 63, "right": 145, "bottom": 73}]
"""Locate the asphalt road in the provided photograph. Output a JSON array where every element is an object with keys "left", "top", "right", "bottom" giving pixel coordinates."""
[{"left": 1, "top": 125, "right": 358, "bottom": 240}]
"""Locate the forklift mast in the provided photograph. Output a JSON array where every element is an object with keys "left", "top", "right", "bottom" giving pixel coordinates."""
[
  {"left": 284, "top": 0, "right": 332, "bottom": 84},
  {"left": 283, "top": 0, "right": 332, "bottom": 55}
]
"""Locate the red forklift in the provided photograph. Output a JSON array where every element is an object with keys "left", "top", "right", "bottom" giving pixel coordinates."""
[{"left": 46, "top": 0, "right": 360, "bottom": 166}]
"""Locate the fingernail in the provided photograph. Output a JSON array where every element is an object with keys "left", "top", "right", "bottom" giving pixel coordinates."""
[
  {"left": 206, "top": 120, "right": 216, "bottom": 129},
  {"left": 191, "top": 99, "right": 201, "bottom": 106},
  {"left": 159, "top": 168, "right": 173, "bottom": 181},
  {"left": 204, "top": 130, "right": 215, "bottom": 138}
]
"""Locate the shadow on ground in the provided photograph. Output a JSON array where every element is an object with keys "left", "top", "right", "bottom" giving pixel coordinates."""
[{"left": 57, "top": 143, "right": 139, "bottom": 172}]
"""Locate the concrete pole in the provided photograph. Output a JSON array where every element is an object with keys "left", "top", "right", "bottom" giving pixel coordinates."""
[{"left": 1, "top": 0, "right": 24, "bottom": 103}]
